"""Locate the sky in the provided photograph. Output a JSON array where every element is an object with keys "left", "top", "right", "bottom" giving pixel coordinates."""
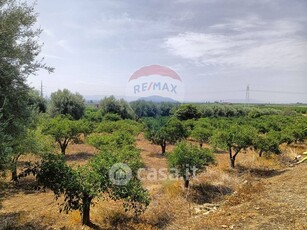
[{"left": 27, "top": 0, "right": 307, "bottom": 103}]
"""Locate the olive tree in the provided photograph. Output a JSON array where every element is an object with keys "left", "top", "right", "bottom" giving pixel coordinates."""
[
  {"left": 174, "top": 104, "right": 201, "bottom": 120},
  {"left": 36, "top": 149, "right": 150, "bottom": 226},
  {"left": 49, "top": 89, "right": 85, "bottom": 120},
  {"left": 87, "top": 131, "right": 136, "bottom": 151},
  {"left": 95, "top": 119, "right": 142, "bottom": 135},
  {"left": 167, "top": 141, "right": 215, "bottom": 188},
  {"left": 191, "top": 126, "right": 212, "bottom": 148},
  {"left": 0, "top": 0, "right": 52, "bottom": 170},
  {"left": 42, "top": 116, "right": 90, "bottom": 155},
  {"left": 253, "top": 131, "right": 281, "bottom": 157},
  {"left": 99, "top": 96, "right": 135, "bottom": 119},
  {"left": 211, "top": 125, "right": 256, "bottom": 168},
  {"left": 9, "top": 128, "right": 53, "bottom": 181},
  {"left": 145, "top": 117, "right": 188, "bottom": 155}
]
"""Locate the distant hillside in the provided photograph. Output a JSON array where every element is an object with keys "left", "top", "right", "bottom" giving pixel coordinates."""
[{"left": 138, "top": 95, "right": 180, "bottom": 103}]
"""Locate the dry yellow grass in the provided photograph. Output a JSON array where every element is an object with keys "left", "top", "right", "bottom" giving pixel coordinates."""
[{"left": 0, "top": 136, "right": 306, "bottom": 229}]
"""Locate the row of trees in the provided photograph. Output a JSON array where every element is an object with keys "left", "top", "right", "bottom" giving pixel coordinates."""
[
  {"left": 1, "top": 2, "right": 306, "bottom": 227},
  {"left": 0, "top": 2, "right": 150, "bottom": 227},
  {"left": 28, "top": 90, "right": 298, "bottom": 123},
  {"left": 142, "top": 114, "right": 307, "bottom": 168}
]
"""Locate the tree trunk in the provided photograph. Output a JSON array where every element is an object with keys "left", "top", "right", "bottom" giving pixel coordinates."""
[
  {"left": 230, "top": 157, "right": 235, "bottom": 168},
  {"left": 259, "top": 150, "right": 263, "bottom": 157},
  {"left": 59, "top": 139, "right": 69, "bottom": 155},
  {"left": 184, "top": 179, "right": 190, "bottom": 188},
  {"left": 11, "top": 167, "right": 17, "bottom": 181},
  {"left": 11, "top": 155, "right": 21, "bottom": 181},
  {"left": 228, "top": 147, "right": 236, "bottom": 168},
  {"left": 199, "top": 143, "right": 203, "bottom": 148},
  {"left": 61, "top": 145, "right": 66, "bottom": 155},
  {"left": 60, "top": 143, "right": 67, "bottom": 155},
  {"left": 161, "top": 141, "right": 166, "bottom": 155},
  {"left": 81, "top": 195, "right": 92, "bottom": 226}
]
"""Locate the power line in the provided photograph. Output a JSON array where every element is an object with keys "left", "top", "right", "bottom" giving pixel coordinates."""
[
  {"left": 202, "top": 89, "right": 306, "bottom": 95},
  {"left": 251, "top": 90, "right": 307, "bottom": 95}
]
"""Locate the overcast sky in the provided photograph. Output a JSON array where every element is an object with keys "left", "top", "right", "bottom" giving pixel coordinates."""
[{"left": 27, "top": 0, "right": 307, "bottom": 103}]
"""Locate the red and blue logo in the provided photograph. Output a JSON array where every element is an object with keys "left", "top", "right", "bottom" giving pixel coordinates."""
[{"left": 126, "top": 65, "right": 185, "bottom": 102}]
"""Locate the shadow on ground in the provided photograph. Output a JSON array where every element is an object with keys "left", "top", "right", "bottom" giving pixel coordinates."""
[
  {"left": 65, "top": 152, "right": 94, "bottom": 162},
  {"left": 236, "top": 165, "right": 288, "bottom": 178},
  {"left": 0, "top": 178, "right": 41, "bottom": 211},
  {"left": 189, "top": 183, "right": 233, "bottom": 204},
  {"left": 148, "top": 152, "right": 166, "bottom": 159},
  {"left": 0, "top": 211, "right": 51, "bottom": 230}
]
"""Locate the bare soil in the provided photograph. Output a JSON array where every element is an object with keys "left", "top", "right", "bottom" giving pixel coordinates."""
[{"left": 0, "top": 135, "right": 306, "bottom": 230}]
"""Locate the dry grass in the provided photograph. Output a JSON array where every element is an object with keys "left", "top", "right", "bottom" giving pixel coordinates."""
[{"left": 0, "top": 134, "right": 306, "bottom": 229}]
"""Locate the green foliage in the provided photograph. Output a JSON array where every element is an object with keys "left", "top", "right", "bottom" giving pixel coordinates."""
[
  {"left": 42, "top": 116, "right": 90, "bottom": 154},
  {"left": 163, "top": 118, "right": 188, "bottom": 144},
  {"left": 211, "top": 125, "right": 256, "bottom": 168},
  {"left": 95, "top": 119, "right": 142, "bottom": 135},
  {"left": 144, "top": 117, "right": 187, "bottom": 154},
  {"left": 0, "top": 0, "right": 53, "bottom": 71},
  {"left": 197, "top": 104, "right": 281, "bottom": 118},
  {"left": 87, "top": 131, "right": 136, "bottom": 151},
  {"left": 99, "top": 96, "right": 135, "bottom": 119},
  {"left": 8, "top": 127, "right": 53, "bottom": 180},
  {"left": 253, "top": 131, "right": 281, "bottom": 156},
  {"left": 191, "top": 126, "right": 212, "bottom": 147},
  {"left": 167, "top": 141, "right": 215, "bottom": 187},
  {"left": 174, "top": 104, "right": 201, "bottom": 120},
  {"left": 48, "top": 89, "right": 85, "bottom": 120},
  {"left": 84, "top": 107, "right": 103, "bottom": 122},
  {"left": 36, "top": 148, "right": 150, "bottom": 225},
  {"left": 129, "top": 100, "right": 177, "bottom": 118},
  {"left": 130, "top": 100, "right": 159, "bottom": 118},
  {"left": 0, "top": 0, "right": 52, "bottom": 171},
  {"left": 28, "top": 89, "right": 47, "bottom": 113},
  {"left": 103, "top": 113, "right": 122, "bottom": 121},
  {"left": 0, "top": 111, "right": 12, "bottom": 170}
]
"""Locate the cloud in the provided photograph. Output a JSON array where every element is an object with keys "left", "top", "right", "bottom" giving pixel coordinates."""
[
  {"left": 56, "top": 40, "right": 75, "bottom": 54},
  {"left": 42, "top": 53, "right": 63, "bottom": 60},
  {"left": 164, "top": 17, "right": 307, "bottom": 70},
  {"left": 43, "top": 29, "right": 55, "bottom": 37}
]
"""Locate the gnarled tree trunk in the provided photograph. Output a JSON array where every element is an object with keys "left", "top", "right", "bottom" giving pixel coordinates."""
[{"left": 81, "top": 194, "right": 92, "bottom": 226}]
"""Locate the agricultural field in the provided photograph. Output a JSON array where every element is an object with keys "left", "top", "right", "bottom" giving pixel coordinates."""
[
  {"left": 1, "top": 98, "right": 307, "bottom": 229},
  {"left": 1, "top": 0, "right": 307, "bottom": 229}
]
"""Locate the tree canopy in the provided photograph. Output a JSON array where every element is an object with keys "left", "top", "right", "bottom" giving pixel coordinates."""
[
  {"left": 48, "top": 89, "right": 85, "bottom": 120},
  {"left": 211, "top": 125, "right": 256, "bottom": 168},
  {"left": 174, "top": 104, "right": 201, "bottom": 120},
  {"left": 144, "top": 117, "right": 188, "bottom": 154},
  {"left": 168, "top": 141, "right": 215, "bottom": 188},
  {"left": 36, "top": 148, "right": 150, "bottom": 225},
  {"left": 42, "top": 115, "right": 90, "bottom": 155},
  {"left": 99, "top": 96, "right": 135, "bottom": 119},
  {"left": 0, "top": 0, "right": 52, "bottom": 170}
]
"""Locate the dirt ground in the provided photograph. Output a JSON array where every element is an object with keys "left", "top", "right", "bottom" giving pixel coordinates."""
[
  {"left": 188, "top": 163, "right": 307, "bottom": 230},
  {"left": 0, "top": 135, "right": 306, "bottom": 230}
]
